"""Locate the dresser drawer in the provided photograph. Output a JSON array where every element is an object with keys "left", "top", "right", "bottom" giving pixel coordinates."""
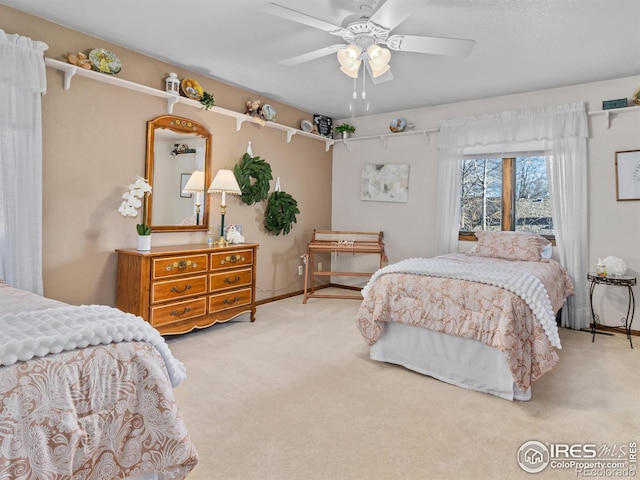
[
  {"left": 208, "top": 287, "right": 252, "bottom": 312},
  {"left": 210, "top": 249, "right": 253, "bottom": 271},
  {"left": 151, "top": 275, "right": 207, "bottom": 304},
  {"left": 152, "top": 254, "right": 208, "bottom": 279},
  {"left": 209, "top": 268, "right": 252, "bottom": 292},
  {"left": 150, "top": 297, "right": 207, "bottom": 327}
]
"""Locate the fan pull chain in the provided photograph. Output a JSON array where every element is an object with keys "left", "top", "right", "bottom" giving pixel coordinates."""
[
  {"left": 352, "top": 76, "right": 357, "bottom": 100},
  {"left": 361, "top": 64, "right": 366, "bottom": 99}
]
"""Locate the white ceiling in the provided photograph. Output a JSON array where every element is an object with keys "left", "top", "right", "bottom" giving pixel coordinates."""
[{"left": 3, "top": 0, "right": 640, "bottom": 120}]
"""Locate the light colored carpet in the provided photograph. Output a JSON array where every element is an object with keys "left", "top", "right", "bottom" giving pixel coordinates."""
[{"left": 167, "top": 288, "right": 639, "bottom": 480}]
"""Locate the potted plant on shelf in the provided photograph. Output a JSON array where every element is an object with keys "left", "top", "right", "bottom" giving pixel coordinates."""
[
  {"left": 335, "top": 123, "right": 356, "bottom": 139},
  {"left": 118, "top": 176, "right": 153, "bottom": 251},
  {"left": 200, "top": 91, "right": 215, "bottom": 110}
]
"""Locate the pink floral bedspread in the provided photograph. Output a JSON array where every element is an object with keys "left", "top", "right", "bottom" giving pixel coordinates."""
[
  {"left": 0, "top": 283, "right": 198, "bottom": 479},
  {"left": 356, "top": 253, "right": 574, "bottom": 389}
]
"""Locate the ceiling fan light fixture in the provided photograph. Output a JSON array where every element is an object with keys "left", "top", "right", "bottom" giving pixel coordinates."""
[
  {"left": 337, "top": 45, "right": 362, "bottom": 78},
  {"left": 367, "top": 44, "right": 391, "bottom": 78}
]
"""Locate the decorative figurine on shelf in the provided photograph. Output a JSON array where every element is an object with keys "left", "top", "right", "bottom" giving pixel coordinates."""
[
  {"left": 66, "top": 52, "right": 92, "bottom": 70},
  {"left": 165, "top": 72, "right": 180, "bottom": 95},
  {"left": 245, "top": 99, "right": 266, "bottom": 125}
]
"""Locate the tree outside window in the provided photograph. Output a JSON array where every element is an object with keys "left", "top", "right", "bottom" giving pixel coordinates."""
[{"left": 460, "top": 156, "right": 553, "bottom": 238}]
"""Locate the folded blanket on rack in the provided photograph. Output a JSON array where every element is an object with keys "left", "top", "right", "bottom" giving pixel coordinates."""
[
  {"left": 362, "top": 256, "right": 561, "bottom": 349},
  {"left": 0, "top": 304, "right": 186, "bottom": 386}
]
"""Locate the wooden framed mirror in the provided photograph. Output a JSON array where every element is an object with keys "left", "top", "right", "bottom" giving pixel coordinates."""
[{"left": 145, "top": 115, "right": 212, "bottom": 232}]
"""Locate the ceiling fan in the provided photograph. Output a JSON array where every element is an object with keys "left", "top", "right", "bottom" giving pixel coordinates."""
[{"left": 262, "top": 0, "right": 476, "bottom": 84}]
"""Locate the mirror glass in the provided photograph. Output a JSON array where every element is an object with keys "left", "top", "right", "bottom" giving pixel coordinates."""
[{"left": 145, "top": 115, "right": 212, "bottom": 232}]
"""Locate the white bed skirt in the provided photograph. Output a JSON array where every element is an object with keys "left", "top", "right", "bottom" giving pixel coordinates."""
[{"left": 370, "top": 322, "right": 531, "bottom": 401}]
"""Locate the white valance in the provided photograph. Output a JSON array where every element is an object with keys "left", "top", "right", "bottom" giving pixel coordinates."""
[
  {"left": 439, "top": 101, "right": 588, "bottom": 149},
  {"left": 0, "top": 29, "right": 48, "bottom": 94}
]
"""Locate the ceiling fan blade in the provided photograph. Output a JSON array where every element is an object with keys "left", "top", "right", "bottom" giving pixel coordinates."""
[
  {"left": 261, "top": 3, "right": 348, "bottom": 36},
  {"left": 368, "top": 0, "right": 423, "bottom": 31},
  {"left": 279, "top": 44, "right": 347, "bottom": 66},
  {"left": 386, "top": 34, "right": 475, "bottom": 56},
  {"left": 365, "top": 62, "right": 394, "bottom": 84}
]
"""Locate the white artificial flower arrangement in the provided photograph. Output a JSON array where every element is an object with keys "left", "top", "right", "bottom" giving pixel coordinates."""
[{"left": 118, "top": 176, "right": 152, "bottom": 235}]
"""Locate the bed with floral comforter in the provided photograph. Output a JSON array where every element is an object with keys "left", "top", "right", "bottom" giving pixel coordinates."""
[
  {"left": 356, "top": 232, "right": 574, "bottom": 397},
  {"left": 0, "top": 282, "right": 198, "bottom": 480}
]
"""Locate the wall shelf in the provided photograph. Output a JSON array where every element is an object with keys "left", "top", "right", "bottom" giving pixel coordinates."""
[
  {"left": 336, "top": 128, "right": 439, "bottom": 151},
  {"left": 45, "top": 58, "right": 335, "bottom": 151},
  {"left": 588, "top": 104, "right": 640, "bottom": 129}
]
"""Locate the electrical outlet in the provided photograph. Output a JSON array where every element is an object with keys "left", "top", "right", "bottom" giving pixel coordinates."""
[
  {"left": 318, "top": 262, "right": 323, "bottom": 272},
  {"left": 298, "top": 265, "right": 304, "bottom": 276}
]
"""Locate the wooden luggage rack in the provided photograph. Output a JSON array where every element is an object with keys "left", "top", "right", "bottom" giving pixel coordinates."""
[{"left": 303, "top": 230, "right": 386, "bottom": 303}]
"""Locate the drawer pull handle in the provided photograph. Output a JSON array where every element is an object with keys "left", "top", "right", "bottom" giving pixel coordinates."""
[
  {"left": 166, "top": 260, "right": 195, "bottom": 271},
  {"left": 224, "top": 276, "right": 241, "bottom": 284},
  {"left": 169, "top": 307, "right": 191, "bottom": 317},
  {"left": 223, "top": 296, "right": 241, "bottom": 305},
  {"left": 220, "top": 255, "right": 245, "bottom": 265},
  {"left": 170, "top": 284, "right": 192, "bottom": 293}
]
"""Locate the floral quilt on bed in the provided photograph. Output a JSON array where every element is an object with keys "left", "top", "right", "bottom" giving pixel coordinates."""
[{"left": 356, "top": 253, "right": 574, "bottom": 389}]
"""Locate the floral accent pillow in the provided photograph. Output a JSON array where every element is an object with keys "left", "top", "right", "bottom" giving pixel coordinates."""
[{"left": 474, "top": 231, "right": 551, "bottom": 262}]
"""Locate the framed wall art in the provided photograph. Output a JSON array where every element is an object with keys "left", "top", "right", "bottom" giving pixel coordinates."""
[
  {"left": 361, "top": 164, "right": 409, "bottom": 203},
  {"left": 180, "top": 173, "right": 192, "bottom": 198},
  {"left": 615, "top": 150, "right": 640, "bottom": 201}
]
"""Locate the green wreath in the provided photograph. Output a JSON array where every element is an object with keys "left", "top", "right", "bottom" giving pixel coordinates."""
[
  {"left": 264, "top": 191, "right": 300, "bottom": 235},
  {"left": 234, "top": 153, "right": 273, "bottom": 205}
]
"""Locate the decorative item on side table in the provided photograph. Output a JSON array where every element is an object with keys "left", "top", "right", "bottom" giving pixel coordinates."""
[
  {"left": 208, "top": 169, "right": 242, "bottom": 246},
  {"left": 118, "top": 176, "right": 152, "bottom": 251},
  {"left": 633, "top": 87, "right": 640, "bottom": 106},
  {"left": 335, "top": 123, "right": 356, "bottom": 139}
]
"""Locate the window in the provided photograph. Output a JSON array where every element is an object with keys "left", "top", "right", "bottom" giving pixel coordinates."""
[{"left": 460, "top": 156, "right": 553, "bottom": 239}]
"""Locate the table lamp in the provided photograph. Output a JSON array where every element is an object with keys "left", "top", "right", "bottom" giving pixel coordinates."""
[
  {"left": 208, "top": 169, "right": 242, "bottom": 244},
  {"left": 182, "top": 170, "right": 205, "bottom": 225}
]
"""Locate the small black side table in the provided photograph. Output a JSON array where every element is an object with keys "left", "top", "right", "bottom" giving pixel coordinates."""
[{"left": 588, "top": 273, "right": 636, "bottom": 348}]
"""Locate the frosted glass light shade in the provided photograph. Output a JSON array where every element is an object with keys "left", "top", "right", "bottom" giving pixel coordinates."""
[
  {"left": 337, "top": 45, "right": 362, "bottom": 78},
  {"left": 367, "top": 45, "right": 391, "bottom": 78}
]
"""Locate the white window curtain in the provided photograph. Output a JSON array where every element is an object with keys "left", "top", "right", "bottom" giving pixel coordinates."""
[
  {"left": 436, "top": 102, "right": 589, "bottom": 330},
  {"left": 0, "top": 30, "right": 48, "bottom": 294}
]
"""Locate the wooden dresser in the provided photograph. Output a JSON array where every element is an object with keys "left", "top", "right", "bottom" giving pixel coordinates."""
[{"left": 116, "top": 243, "right": 258, "bottom": 335}]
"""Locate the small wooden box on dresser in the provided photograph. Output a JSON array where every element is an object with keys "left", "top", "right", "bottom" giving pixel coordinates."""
[{"left": 116, "top": 243, "right": 258, "bottom": 335}]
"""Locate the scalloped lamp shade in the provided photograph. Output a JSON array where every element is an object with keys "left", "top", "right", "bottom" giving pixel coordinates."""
[{"left": 208, "top": 169, "right": 241, "bottom": 199}]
